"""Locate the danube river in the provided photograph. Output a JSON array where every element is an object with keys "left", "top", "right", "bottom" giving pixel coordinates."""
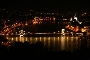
[
  {"left": 5, "top": 35, "right": 90, "bottom": 52},
  {"left": 3, "top": 21, "right": 90, "bottom": 52}
]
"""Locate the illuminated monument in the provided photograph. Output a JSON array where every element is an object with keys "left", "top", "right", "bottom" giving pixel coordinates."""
[
  {"left": 19, "top": 30, "right": 24, "bottom": 37},
  {"left": 70, "top": 13, "right": 82, "bottom": 25}
]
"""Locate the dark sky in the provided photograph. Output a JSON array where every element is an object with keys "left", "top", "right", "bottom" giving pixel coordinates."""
[{"left": 0, "top": 0, "right": 89, "bottom": 11}]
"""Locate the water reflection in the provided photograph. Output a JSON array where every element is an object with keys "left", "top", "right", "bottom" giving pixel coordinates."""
[
  {"left": 16, "top": 37, "right": 18, "bottom": 42},
  {"left": 44, "top": 37, "right": 46, "bottom": 46},
  {"left": 40, "top": 37, "right": 41, "bottom": 41},
  {"left": 54, "top": 37, "right": 55, "bottom": 47},
  {"left": 26, "top": 37, "right": 28, "bottom": 41},
  {"left": 20, "top": 36, "right": 24, "bottom": 43},
  {"left": 61, "top": 36, "right": 65, "bottom": 51},
  {"left": 30, "top": 37, "right": 32, "bottom": 44},
  {"left": 48, "top": 37, "right": 50, "bottom": 48},
  {"left": 6, "top": 36, "right": 90, "bottom": 51},
  {"left": 11, "top": 37, "right": 14, "bottom": 41}
]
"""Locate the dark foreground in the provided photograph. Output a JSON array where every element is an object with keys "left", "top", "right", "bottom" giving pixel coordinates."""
[{"left": 0, "top": 41, "right": 90, "bottom": 60}]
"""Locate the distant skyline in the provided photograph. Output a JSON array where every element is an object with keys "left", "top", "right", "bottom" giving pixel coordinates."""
[{"left": 0, "top": 1, "right": 90, "bottom": 11}]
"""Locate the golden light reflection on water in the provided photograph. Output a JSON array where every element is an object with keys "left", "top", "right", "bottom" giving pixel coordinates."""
[
  {"left": 6, "top": 36, "right": 87, "bottom": 51},
  {"left": 75, "top": 37, "right": 79, "bottom": 49},
  {"left": 30, "top": 37, "right": 32, "bottom": 44},
  {"left": 40, "top": 37, "right": 41, "bottom": 41},
  {"left": 58, "top": 37, "right": 59, "bottom": 46},
  {"left": 16, "top": 37, "right": 18, "bottom": 42},
  {"left": 71, "top": 37, "right": 74, "bottom": 51},
  {"left": 48, "top": 37, "right": 50, "bottom": 48},
  {"left": 35, "top": 37, "right": 37, "bottom": 43},
  {"left": 20, "top": 36, "right": 24, "bottom": 43},
  {"left": 26, "top": 37, "right": 28, "bottom": 41},
  {"left": 44, "top": 37, "right": 46, "bottom": 46},
  {"left": 58, "top": 37, "right": 59, "bottom": 41},
  {"left": 61, "top": 36, "right": 65, "bottom": 51},
  {"left": 11, "top": 37, "right": 13, "bottom": 41},
  {"left": 11, "top": 37, "right": 14, "bottom": 42},
  {"left": 54, "top": 37, "right": 55, "bottom": 47},
  {"left": 66, "top": 36, "right": 69, "bottom": 51}
]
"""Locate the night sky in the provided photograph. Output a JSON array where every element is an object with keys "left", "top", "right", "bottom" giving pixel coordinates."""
[{"left": 0, "top": 0, "right": 89, "bottom": 11}]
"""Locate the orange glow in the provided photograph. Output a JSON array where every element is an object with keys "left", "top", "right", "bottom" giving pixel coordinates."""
[{"left": 81, "top": 28, "right": 86, "bottom": 32}]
